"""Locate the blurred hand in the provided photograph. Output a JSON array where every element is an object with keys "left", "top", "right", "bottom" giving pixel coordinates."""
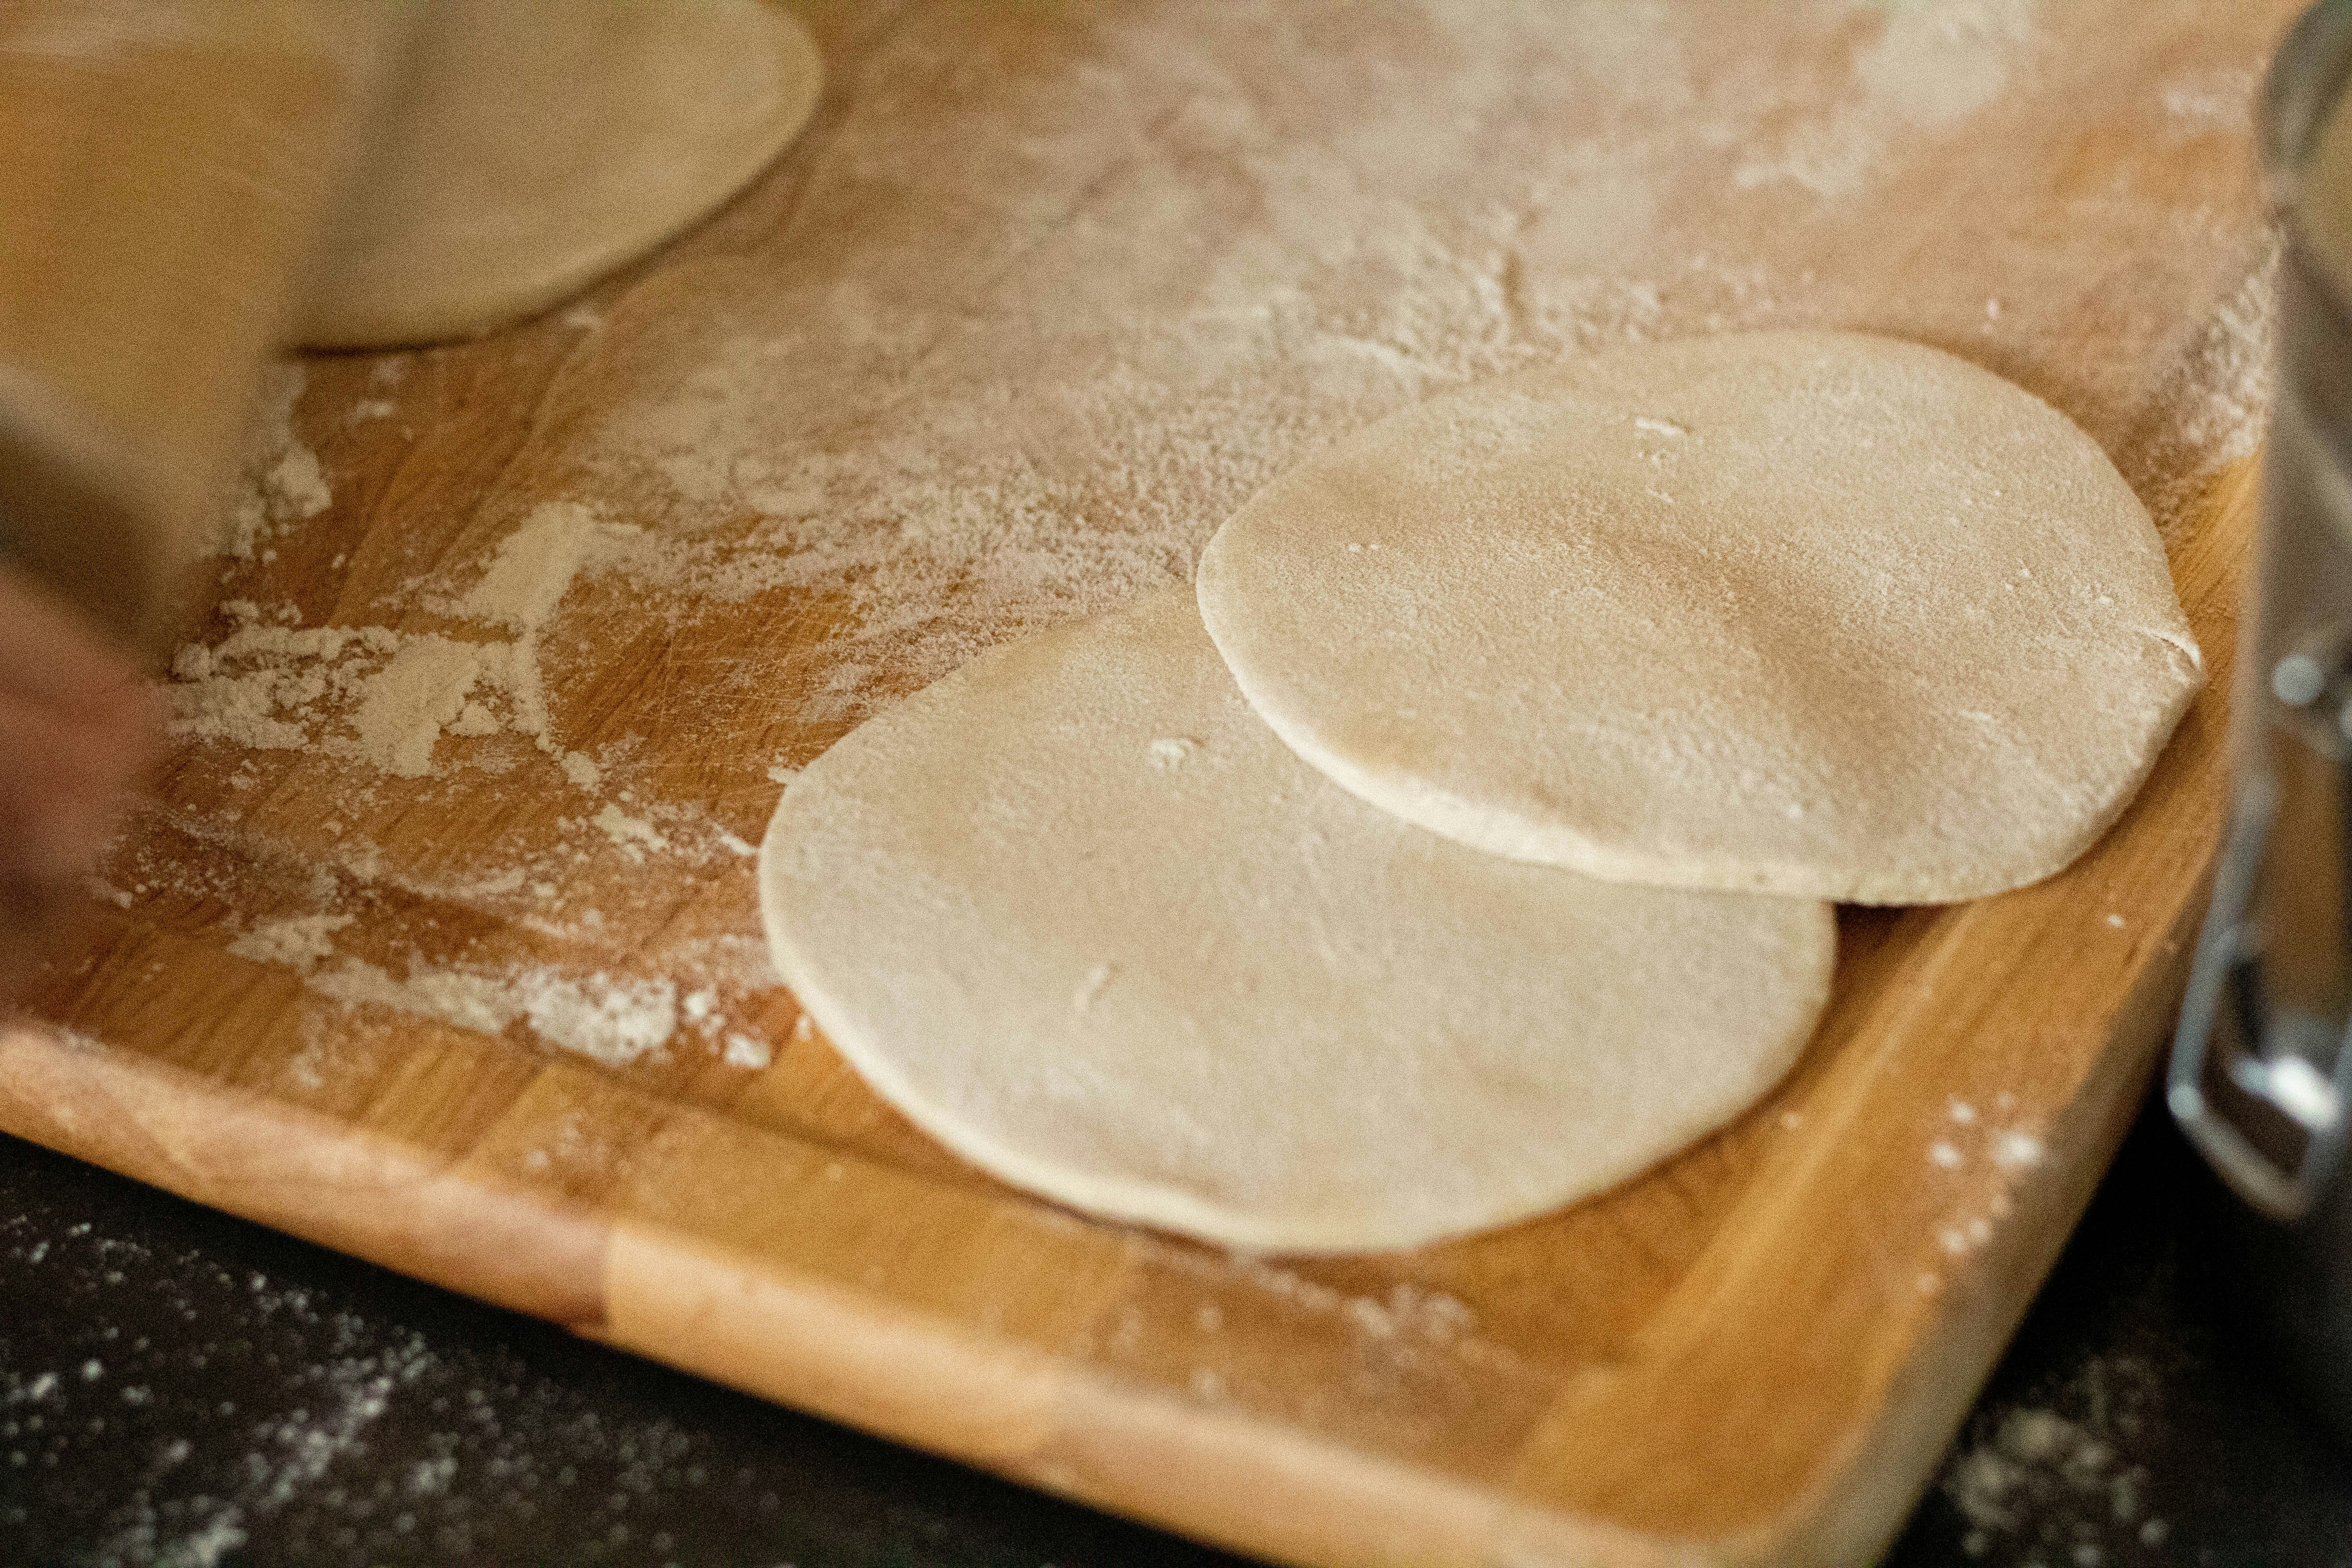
[{"left": 0, "top": 565, "right": 160, "bottom": 997}]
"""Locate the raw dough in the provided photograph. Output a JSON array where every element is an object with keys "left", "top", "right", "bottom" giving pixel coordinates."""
[
  {"left": 760, "top": 590, "right": 1834, "bottom": 1253},
  {"left": 298, "top": 0, "right": 823, "bottom": 348},
  {"left": 1195, "top": 330, "right": 2204, "bottom": 904}
]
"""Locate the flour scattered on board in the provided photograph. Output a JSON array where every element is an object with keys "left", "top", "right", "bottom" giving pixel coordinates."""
[
  {"left": 165, "top": 613, "right": 397, "bottom": 754},
  {"left": 2132, "top": 237, "right": 2276, "bottom": 532},
  {"left": 216, "top": 363, "right": 330, "bottom": 561},
  {"left": 1147, "top": 737, "right": 1201, "bottom": 770},
  {"left": 450, "top": 501, "right": 615, "bottom": 631},
  {"left": 591, "top": 804, "right": 672, "bottom": 862},
  {"left": 1732, "top": 0, "right": 2037, "bottom": 198},
  {"left": 1993, "top": 1130, "right": 2047, "bottom": 1170},
  {"left": 722, "top": 1032, "right": 772, "bottom": 1069},
  {"left": 115, "top": 2, "right": 2282, "bottom": 1103},
  {"left": 227, "top": 914, "right": 353, "bottom": 972},
  {"left": 171, "top": 497, "right": 647, "bottom": 785},
  {"left": 348, "top": 636, "right": 491, "bottom": 777},
  {"left": 308, "top": 960, "right": 677, "bottom": 1068}
]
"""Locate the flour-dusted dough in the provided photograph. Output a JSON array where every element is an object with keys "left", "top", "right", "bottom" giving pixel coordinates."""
[
  {"left": 1196, "top": 330, "right": 2204, "bottom": 905},
  {"left": 299, "top": 0, "right": 823, "bottom": 348},
  {"left": 760, "top": 591, "right": 1834, "bottom": 1253}
]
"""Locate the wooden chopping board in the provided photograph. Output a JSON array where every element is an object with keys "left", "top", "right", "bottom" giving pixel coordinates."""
[{"left": 0, "top": 2, "right": 2295, "bottom": 1563}]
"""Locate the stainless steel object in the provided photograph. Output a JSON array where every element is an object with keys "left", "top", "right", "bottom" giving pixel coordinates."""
[{"left": 2172, "top": 0, "right": 2352, "bottom": 1436}]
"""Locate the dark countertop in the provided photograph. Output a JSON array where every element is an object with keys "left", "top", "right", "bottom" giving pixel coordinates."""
[{"left": 2, "top": 1092, "right": 2347, "bottom": 1568}]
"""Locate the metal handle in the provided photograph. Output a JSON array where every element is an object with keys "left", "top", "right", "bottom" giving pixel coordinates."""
[{"left": 2173, "top": 768, "right": 2352, "bottom": 1220}]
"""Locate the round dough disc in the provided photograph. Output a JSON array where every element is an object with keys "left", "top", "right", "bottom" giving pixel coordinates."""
[
  {"left": 1195, "top": 330, "right": 2204, "bottom": 904},
  {"left": 298, "top": 0, "right": 823, "bottom": 348},
  {"left": 760, "top": 590, "right": 1834, "bottom": 1253}
]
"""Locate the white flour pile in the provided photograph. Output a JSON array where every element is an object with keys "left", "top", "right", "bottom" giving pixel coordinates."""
[
  {"left": 132, "top": 0, "right": 2276, "bottom": 1083},
  {"left": 215, "top": 364, "right": 332, "bottom": 563}
]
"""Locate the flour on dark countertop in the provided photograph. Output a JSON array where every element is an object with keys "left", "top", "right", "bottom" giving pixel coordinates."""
[{"left": 1942, "top": 1357, "right": 2174, "bottom": 1565}]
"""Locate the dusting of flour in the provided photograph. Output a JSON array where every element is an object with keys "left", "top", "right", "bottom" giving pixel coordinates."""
[
  {"left": 170, "top": 500, "right": 635, "bottom": 783},
  {"left": 553, "top": 0, "right": 2271, "bottom": 728},
  {"left": 307, "top": 961, "right": 677, "bottom": 1069},
  {"left": 216, "top": 363, "right": 331, "bottom": 561}
]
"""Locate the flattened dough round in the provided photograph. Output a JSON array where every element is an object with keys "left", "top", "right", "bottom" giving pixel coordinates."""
[
  {"left": 299, "top": 0, "right": 823, "bottom": 348},
  {"left": 1196, "top": 330, "right": 2205, "bottom": 905},
  {"left": 760, "top": 590, "right": 1834, "bottom": 1253}
]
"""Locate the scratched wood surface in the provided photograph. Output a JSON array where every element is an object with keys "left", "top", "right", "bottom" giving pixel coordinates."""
[{"left": 0, "top": 3, "right": 2294, "bottom": 1563}]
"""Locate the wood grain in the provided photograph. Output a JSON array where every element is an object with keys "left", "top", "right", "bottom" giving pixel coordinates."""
[{"left": 0, "top": 3, "right": 2288, "bottom": 1564}]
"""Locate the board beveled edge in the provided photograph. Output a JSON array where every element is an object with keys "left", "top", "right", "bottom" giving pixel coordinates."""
[
  {"left": 0, "top": 881, "right": 2223, "bottom": 1568},
  {"left": 0, "top": 1021, "right": 1672, "bottom": 1568},
  {"left": 0, "top": 924, "right": 2207, "bottom": 1568}
]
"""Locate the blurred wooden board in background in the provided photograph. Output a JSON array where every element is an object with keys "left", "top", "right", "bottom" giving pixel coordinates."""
[{"left": 0, "top": 2, "right": 2295, "bottom": 1563}]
